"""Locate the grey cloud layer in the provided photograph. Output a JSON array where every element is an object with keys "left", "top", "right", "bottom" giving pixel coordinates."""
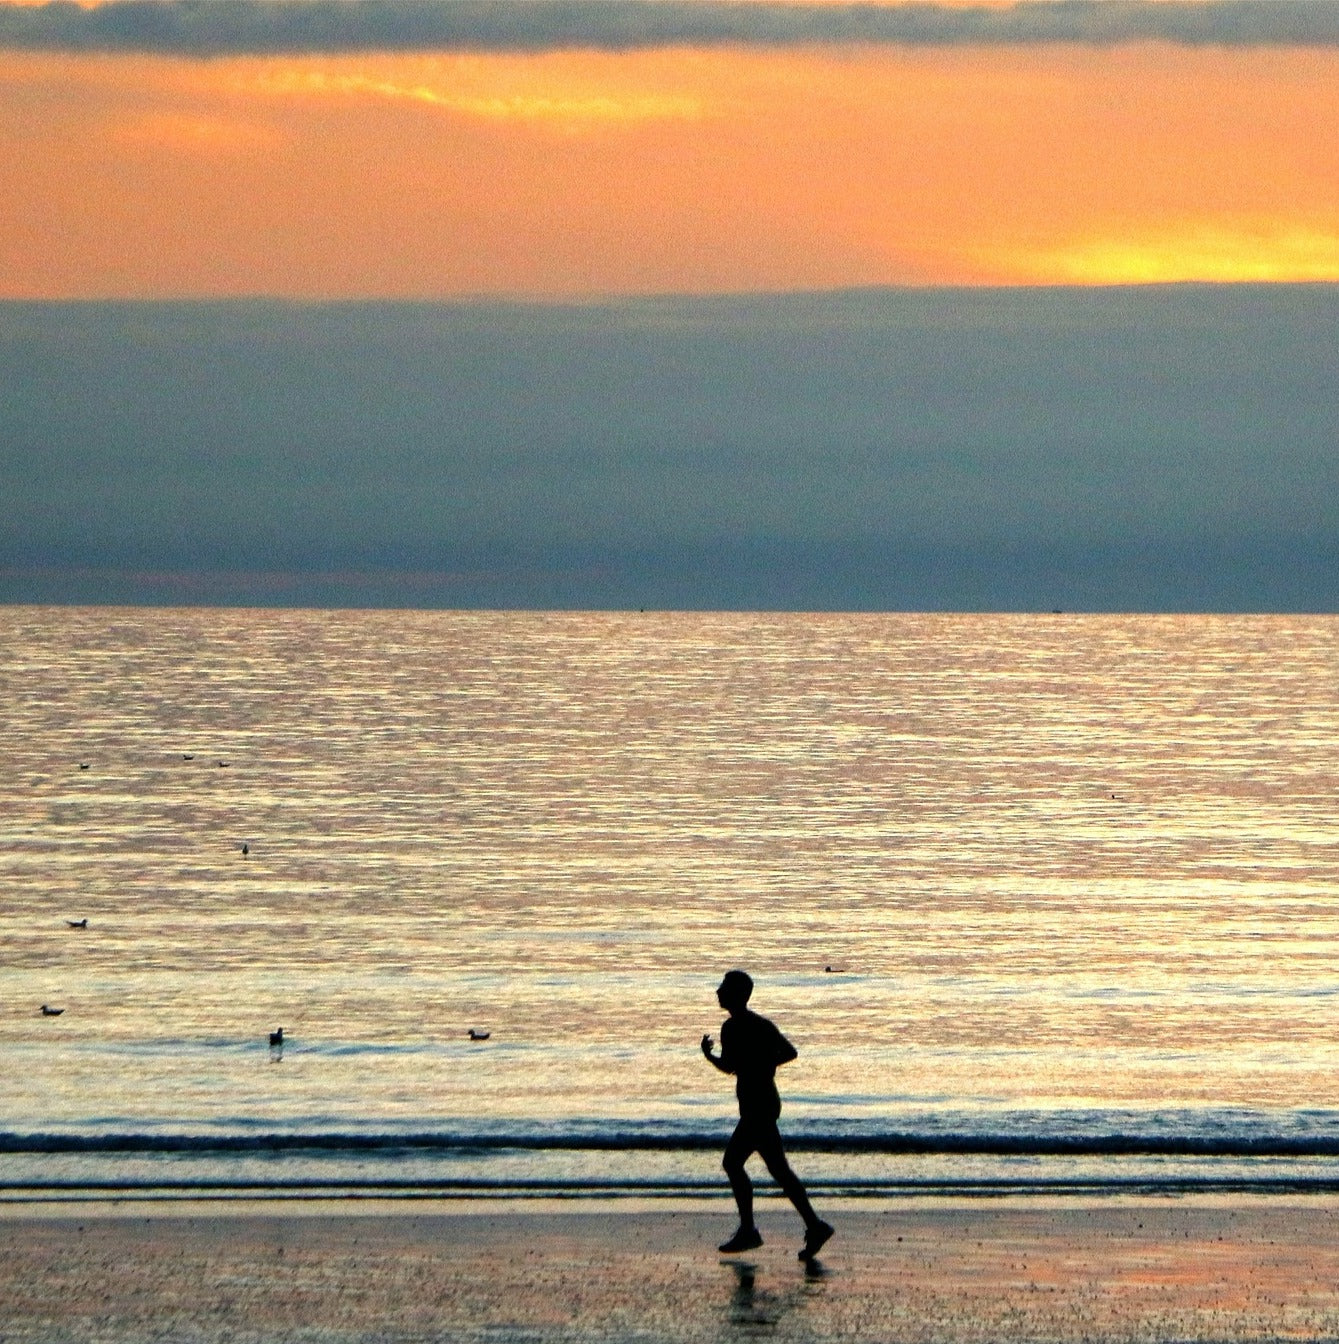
[
  {"left": 3, "top": 287, "right": 1337, "bottom": 611},
  {"left": 3, "top": 0, "right": 1339, "bottom": 55}
]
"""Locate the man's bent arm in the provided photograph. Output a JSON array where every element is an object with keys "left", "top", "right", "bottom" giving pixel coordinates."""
[{"left": 701, "top": 1034, "right": 733, "bottom": 1073}]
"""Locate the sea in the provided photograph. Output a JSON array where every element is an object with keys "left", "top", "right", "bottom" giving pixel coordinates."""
[{"left": 3, "top": 606, "right": 1339, "bottom": 1205}]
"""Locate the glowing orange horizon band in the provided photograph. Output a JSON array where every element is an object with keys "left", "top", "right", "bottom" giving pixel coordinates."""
[{"left": 1, "top": 43, "right": 1336, "bottom": 297}]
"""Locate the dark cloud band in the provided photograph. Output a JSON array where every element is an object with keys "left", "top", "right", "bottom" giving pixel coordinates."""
[{"left": 2, "top": 0, "right": 1339, "bottom": 57}]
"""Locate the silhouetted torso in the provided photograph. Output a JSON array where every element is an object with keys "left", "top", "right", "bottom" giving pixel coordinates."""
[{"left": 719, "top": 1009, "right": 796, "bottom": 1123}]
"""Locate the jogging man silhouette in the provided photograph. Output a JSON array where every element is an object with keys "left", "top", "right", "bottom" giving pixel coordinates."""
[{"left": 701, "top": 969, "right": 834, "bottom": 1260}]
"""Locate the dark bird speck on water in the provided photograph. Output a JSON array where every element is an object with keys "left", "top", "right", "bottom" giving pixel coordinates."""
[
  {"left": 269, "top": 1028, "right": 284, "bottom": 1047},
  {"left": 241, "top": 843, "right": 249, "bottom": 857},
  {"left": 40, "top": 1005, "right": 64, "bottom": 1016},
  {"left": 468, "top": 1029, "right": 491, "bottom": 1041},
  {"left": 67, "top": 918, "right": 87, "bottom": 929},
  {"left": 78, "top": 763, "right": 89, "bottom": 770}
]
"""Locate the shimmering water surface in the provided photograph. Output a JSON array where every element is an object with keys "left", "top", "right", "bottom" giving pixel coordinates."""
[{"left": 2, "top": 608, "right": 1338, "bottom": 1197}]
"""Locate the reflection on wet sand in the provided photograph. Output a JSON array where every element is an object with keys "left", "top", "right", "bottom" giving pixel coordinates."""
[{"left": 723, "top": 1256, "right": 828, "bottom": 1336}]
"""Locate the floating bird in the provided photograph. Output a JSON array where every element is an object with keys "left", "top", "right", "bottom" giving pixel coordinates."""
[
  {"left": 823, "top": 966, "right": 845, "bottom": 974},
  {"left": 67, "top": 918, "right": 88, "bottom": 929},
  {"left": 468, "top": 1029, "right": 491, "bottom": 1041},
  {"left": 269, "top": 1027, "right": 284, "bottom": 1047},
  {"left": 217, "top": 761, "right": 228, "bottom": 768},
  {"left": 182, "top": 754, "right": 194, "bottom": 761},
  {"left": 40, "top": 1005, "right": 64, "bottom": 1016},
  {"left": 241, "top": 843, "right": 249, "bottom": 857},
  {"left": 78, "top": 763, "right": 89, "bottom": 770}
]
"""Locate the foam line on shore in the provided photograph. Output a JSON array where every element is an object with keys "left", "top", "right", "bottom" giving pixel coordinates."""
[{"left": 11, "top": 1174, "right": 1339, "bottom": 1203}]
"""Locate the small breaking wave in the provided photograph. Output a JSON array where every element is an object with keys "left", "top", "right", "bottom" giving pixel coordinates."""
[
  {"left": 9, "top": 1127, "right": 1339, "bottom": 1159},
  {"left": 9, "top": 1110, "right": 1339, "bottom": 1201}
]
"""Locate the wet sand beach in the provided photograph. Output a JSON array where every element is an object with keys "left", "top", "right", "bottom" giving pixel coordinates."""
[{"left": 5, "top": 1197, "right": 1339, "bottom": 1342}]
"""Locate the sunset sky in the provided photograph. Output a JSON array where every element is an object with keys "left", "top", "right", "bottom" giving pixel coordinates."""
[
  {"left": 2, "top": 1, "right": 1337, "bottom": 608},
  {"left": 4, "top": 0, "right": 1339, "bottom": 295}
]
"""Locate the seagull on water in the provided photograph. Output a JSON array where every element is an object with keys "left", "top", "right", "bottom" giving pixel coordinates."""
[
  {"left": 468, "top": 1029, "right": 491, "bottom": 1041},
  {"left": 67, "top": 918, "right": 88, "bottom": 929},
  {"left": 269, "top": 1027, "right": 284, "bottom": 1047},
  {"left": 41, "top": 1005, "right": 64, "bottom": 1016}
]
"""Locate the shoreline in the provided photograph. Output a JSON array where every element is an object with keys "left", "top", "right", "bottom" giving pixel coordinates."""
[
  {"left": 7, "top": 1196, "right": 1339, "bottom": 1341},
  {"left": 9, "top": 1169, "right": 1339, "bottom": 1207}
]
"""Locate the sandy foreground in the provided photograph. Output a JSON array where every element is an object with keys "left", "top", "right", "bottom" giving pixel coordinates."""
[{"left": 5, "top": 1197, "right": 1339, "bottom": 1342}]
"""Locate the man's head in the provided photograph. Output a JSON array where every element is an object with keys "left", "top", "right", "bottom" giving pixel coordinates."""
[{"left": 717, "top": 969, "right": 754, "bottom": 1012}]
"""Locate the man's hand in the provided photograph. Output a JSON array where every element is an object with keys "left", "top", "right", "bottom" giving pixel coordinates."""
[{"left": 701, "top": 1034, "right": 714, "bottom": 1058}]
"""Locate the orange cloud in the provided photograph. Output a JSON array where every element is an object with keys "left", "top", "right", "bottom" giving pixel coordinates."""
[
  {"left": 244, "top": 62, "right": 709, "bottom": 126},
  {"left": 1, "top": 43, "right": 1336, "bottom": 296}
]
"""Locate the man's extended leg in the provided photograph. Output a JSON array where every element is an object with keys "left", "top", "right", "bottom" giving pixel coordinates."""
[
  {"left": 757, "top": 1128, "right": 833, "bottom": 1260},
  {"left": 719, "top": 1123, "right": 763, "bottom": 1252}
]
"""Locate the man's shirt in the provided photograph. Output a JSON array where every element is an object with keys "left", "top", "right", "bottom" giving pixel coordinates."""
[{"left": 719, "top": 1009, "right": 797, "bottom": 1122}]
